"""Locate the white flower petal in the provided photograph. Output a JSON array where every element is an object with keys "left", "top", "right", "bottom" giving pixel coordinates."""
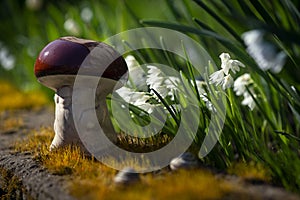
[
  {"left": 222, "top": 74, "right": 233, "bottom": 90},
  {"left": 81, "top": 7, "right": 93, "bottom": 23},
  {"left": 228, "top": 60, "right": 245, "bottom": 74},
  {"left": 146, "top": 65, "right": 178, "bottom": 99},
  {"left": 241, "top": 30, "right": 264, "bottom": 45},
  {"left": 116, "top": 87, "right": 156, "bottom": 113},
  {"left": 242, "top": 30, "right": 286, "bottom": 73},
  {"left": 125, "top": 55, "right": 139, "bottom": 69},
  {"left": 219, "top": 53, "right": 231, "bottom": 63},
  {"left": 195, "top": 80, "right": 206, "bottom": 95},
  {"left": 241, "top": 92, "right": 256, "bottom": 110},
  {"left": 270, "top": 51, "right": 287, "bottom": 73},
  {"left": 124, "top": 56, "right": 148, "bottom": 90},
  {"left": 64, "top": 18, "right": 81, "bottom": 36},
  {"left": 200, "top": 93, "right": 216, "bottom": 112},
  {"left": 233, "top": 73, "right": 251, "bottom": 96},
  {"left": 209, "top": 69, "right": 224, "bottom": 86}
]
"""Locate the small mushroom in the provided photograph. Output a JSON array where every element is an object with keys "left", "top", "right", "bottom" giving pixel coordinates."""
[
  {"left": 34, "top": 36, "right": 128, "bottom": 153},
  {"left": 114, "top": 167, "right": 140, "bottom": 185},
  {"left": 170, "top": 152, "right": 201, "bottom": 171}
]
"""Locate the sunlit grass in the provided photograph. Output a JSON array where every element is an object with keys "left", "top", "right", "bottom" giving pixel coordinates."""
[
  {"left": 0, "top": 80, "right": 49, "bottom": 111},
  {"left": 14, "top": 127, "right": 251, "bottom": 200},
  {"left": 70, "top": 169, "right": 240, "bottom": 200},
  {"left": 227, "top": 161, "right": 271, "bottom": 183}
]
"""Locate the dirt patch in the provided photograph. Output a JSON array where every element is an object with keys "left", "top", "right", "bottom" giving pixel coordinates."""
[{"left": 0, "top": 107, "right": 54, "bottom": 150}]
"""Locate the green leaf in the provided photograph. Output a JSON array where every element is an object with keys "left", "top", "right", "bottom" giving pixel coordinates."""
[
  {"left": 193, "top": 0, "right": 243, "bottom": 43},
  {"left": 140, "top": 19, "right": 233, "bottom": 43}
]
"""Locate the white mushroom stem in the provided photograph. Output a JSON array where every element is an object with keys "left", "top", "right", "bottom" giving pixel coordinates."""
[{"left": 50, "top": 85, "right": 117, "bottom": 153}]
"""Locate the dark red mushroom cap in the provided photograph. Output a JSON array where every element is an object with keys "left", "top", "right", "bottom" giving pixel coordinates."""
[{"left": 34, "top": 37, "right": 128, "bottom": 90}]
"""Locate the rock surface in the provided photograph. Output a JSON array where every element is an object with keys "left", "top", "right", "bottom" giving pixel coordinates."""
[
  {"left": 0, "top": 107, "right": 75, "bottom": 200},
  {"left": 0, "top": 151, "right": 75, "bottom": 200}
]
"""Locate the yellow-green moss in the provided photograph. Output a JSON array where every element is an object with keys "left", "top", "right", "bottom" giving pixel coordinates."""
[
  {"left": 70, "top": 169, "right": 237, "bottom": 200},
  {"left": 14, "top": 127, "right": 249, "bottom": 200},
  {"left": 0, "top": 80, "right": 49, "bottom": 111},
  {"left": 227, "top": 161, "right": 271, "bottom": 182}
]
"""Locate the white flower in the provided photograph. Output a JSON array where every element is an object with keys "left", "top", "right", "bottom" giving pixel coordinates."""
[
  {"left": 209, "top": 69, "right": 224, "bottom": 86},
  {"left": 165, "top": 76, "right": 180, "bottom": 100},
  {"left": 209, "top": 53, "right": 245, "bottom": 90},
  {"left": 228, "top": 60, "right": 245, "bottom": 74},
  {"left": 26, "top": 0, "right": 43, "bottom": 11},
  {"left": 242, "top": 29, "right": 263, "bottom": 44},
  {"left": 222, "top": 74, "right": 233, "bottom": 90},
  {"left": 233, "top": 73, "right": 256, "bottom": 110},
  {"left": 81, "top": 7, "right": 93, "bottom": 23},
  {"left": 195, "top": 80, "right": 206, "bottom": 95},
  {"left": 200, "top": 93, "right": 216, "bottom": 112},
  {"left": 146, "top": 65, "right": 177, "bottom": 99},
  {"left": 115, "top": 87, "right": 157, "bottom": 113},
  {"left": 242, "top": 30, "right": 286, "bottom": 73},
  {"left": 125, "top": 55, "right": 139, "bottom": 69},
  {"left": 241, "top": 92, "right": 256, "bottom": 110},
  {"left": 219, "top": 52, "right": 231, "bottom": 64},
  {"left": 0, "top": 43, "right": 15, "bottom": 70},
  {"left": 64, "top": 18, "right": 81, "bottom": 36},
  {"left": 220, "top": 53, "right": 245, "bottom": 75},
  {"left": 233, "top": 73, "right": 252, "bottom": 96},
  {"left": 220, "top": 53, "right": 231, "bottom": 75},
  {"left": 124, "top": 55, "right": 147, "bottom": 91}
]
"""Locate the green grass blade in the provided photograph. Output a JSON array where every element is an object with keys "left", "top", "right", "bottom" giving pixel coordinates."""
[
  {"left": 140, "top": 19, "right": 233, "bottom": 43},
  {"left": 193, "top": 0, "right": 243, "bottom": 44}
]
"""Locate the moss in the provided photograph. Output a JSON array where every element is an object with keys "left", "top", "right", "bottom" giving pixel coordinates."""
[
  {"left": 14, "top": 127, "right": 252, "bottom": 200},
  {"left": 70, "top": 169, "right": 247, "bottom": 200},
  {"left": 0, "top": 80, "right": 49, "bottom": 111},
  {"left": 14, "top": 127, "right": 53, "bottom": 153},
  {"left": 227, "top": 161, "right": 271, "bottom": 183}
]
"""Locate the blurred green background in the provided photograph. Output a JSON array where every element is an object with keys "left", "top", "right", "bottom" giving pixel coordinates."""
[
  {"left": 0, "top": 0, "right": 250, "bottom": 90},
  {"left": 0, "top": 0, "right": 205, "bottom": 93},
  {"left": 1, "top": 0, "right": 299, "bottom": 93}
]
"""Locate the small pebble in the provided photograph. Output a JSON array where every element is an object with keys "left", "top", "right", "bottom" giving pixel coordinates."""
[
  {"left": 114, "top": 167, "right": 140, "bottom": 185},
  {"left": 170, "top": 152, "right": 200, "bottom": 171}
]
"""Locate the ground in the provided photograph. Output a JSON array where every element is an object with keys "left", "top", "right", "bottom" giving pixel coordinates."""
[{"left": 0, "top": 107, "right": 299, "bottom": 200}]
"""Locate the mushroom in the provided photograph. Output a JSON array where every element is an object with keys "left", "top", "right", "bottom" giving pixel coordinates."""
[{"left": 34, "top": 36, "right": 128, "bottom": 153}]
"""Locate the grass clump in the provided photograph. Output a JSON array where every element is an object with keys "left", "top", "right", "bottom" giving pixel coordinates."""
[{"left": 14, "top": 126, "right": 116, "bottom": 180}]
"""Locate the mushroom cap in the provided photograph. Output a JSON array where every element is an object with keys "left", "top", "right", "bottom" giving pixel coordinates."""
[{"left": 34, "top": 36, "right": 128, "bottom": 91}]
